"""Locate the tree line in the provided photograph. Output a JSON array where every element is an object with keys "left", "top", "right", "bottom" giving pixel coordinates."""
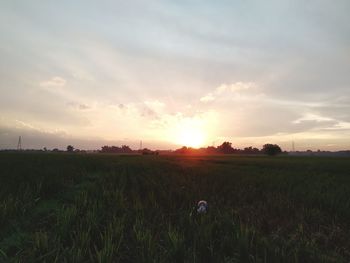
[
  {"left": 47, "top": 142, "right": 283, "bottom": 156},
  {"left": 174, "top": 142, "right": 282, "bottom": 156}
]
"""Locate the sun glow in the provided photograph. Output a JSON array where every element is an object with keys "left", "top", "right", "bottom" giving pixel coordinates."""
[{"left": 175, "top": 120, "right": 206, "bottom": 148}]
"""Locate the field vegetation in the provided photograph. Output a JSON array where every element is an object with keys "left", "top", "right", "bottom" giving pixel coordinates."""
[{"left": 1, "top": 153, "right": 350, "bottom": 262}]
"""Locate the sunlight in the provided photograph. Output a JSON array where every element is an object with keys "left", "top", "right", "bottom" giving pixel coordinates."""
[{"left": 175, "top": 120, "right": 206, "bottom": 148}]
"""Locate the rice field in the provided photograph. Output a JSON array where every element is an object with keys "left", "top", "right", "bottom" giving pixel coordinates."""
[{"left": 1, "top": 153, "right": 350, "bottom": 262}]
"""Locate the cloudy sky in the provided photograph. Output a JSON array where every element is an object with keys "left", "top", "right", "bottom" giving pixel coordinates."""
[{"left": 1, "top": 0, "right": 350, "bottom": 150}]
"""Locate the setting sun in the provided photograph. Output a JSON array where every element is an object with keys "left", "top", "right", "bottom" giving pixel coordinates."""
[
  {"left": 175, "top": 121, "right": 206, "bottom": 148},
  {"left": 177, "top": 128, "right": 205, "bottom": 148}
]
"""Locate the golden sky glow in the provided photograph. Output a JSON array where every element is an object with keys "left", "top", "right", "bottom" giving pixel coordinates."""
[
  {"left": 1, "top": 1, "right": 350, "bottom": 151},
  {"left": 174, "top": 119, "right": 206, "bottom": 148}
]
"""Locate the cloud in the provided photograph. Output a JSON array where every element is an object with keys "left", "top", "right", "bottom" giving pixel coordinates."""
[
  {"left": 200, "top": 93, "right": 215, "bottom": 102},
  {"left": 109, "top": 100, "right": 165, "bottom": 120},
  {"left": 216, "top": 82, "right": 256, "bottom": 93},
  {"left": 141, "top": 107, "right": 157, "bottom": 118},
  {"left": 67, "top": 101, "right": 92, "bottom": 110},
  {"left": 39, "top": 76, "right": 66, "bottom": 88},
  {"left": 1, "top": 0, "right": 350, "bottom": 151},
  {"left": 200, "top": 82, "right": 257, "bottom": 103},
  {"left": 78, "top": 104, "right": 90, "bottom": 110},
  {"left": 144, "top": 100, "right": 165, "bottom": 111},
  {"left": 292, "top": 113, "right": 334, "bottom": 124},
  {"left": 7, "top": 118, "right": 68, "bottom": 136},
  {"left": 195, "top": 81, "right": 348, "bottom": 142},
  {"left": 72, "top": 70, "right": 94, "bottom": 81},
  {"left": 123, "top": 100, "right": 166, "bottom": 119}
]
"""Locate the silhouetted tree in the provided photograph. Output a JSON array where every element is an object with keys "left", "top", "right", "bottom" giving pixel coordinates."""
[
  {"left": 100, "top": 145, "right": 133, "bottom": 153},
  {"left": 206, "top": 146, "right": 218, "bottom": 154},
  {"left": 67, "top": 145, "right": 74, "bottom": 152},
  {"left": 142, "top": 148, "right": 158, "bottom": 155},
  {"left": 243, "top": 146, "right": 260, "bottom": 154},
  {"left": 217, "top": 142, "right": 234, "bottom": 154},
  {"left": 262, "top": 144, "right": 282, "bottom": 156},
  {"left": 121, "top": 145, "right": 132, "bottom": 153},
  {"left": 174, "top": 146, "right": 189, "bottom": 154}
]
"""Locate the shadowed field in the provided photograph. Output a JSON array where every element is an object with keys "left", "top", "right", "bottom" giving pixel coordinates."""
[{"left": 1, "top": 153, "right": 350, "bottom": 262}]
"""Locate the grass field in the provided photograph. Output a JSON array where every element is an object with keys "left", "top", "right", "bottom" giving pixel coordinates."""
[{"left": 1, "top": 153, "right": 350, "bottom": 262}]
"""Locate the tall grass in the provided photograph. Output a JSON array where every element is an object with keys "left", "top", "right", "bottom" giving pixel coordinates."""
[{"left": 1, "top": 153, "right": 350, "bottom": 262}]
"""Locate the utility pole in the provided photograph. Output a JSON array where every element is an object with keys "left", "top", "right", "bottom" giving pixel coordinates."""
[{"left": 17, "top": 136, "right": 22, "bottom": 150}]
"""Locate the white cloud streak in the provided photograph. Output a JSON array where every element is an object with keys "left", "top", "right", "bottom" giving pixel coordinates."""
[{"left": 39, "top": 77, "right": 66, "bottom": 88}]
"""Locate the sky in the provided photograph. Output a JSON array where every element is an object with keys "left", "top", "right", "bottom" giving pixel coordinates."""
[{"left": 1, "top": 0, "right": 350, "bottom": 151}]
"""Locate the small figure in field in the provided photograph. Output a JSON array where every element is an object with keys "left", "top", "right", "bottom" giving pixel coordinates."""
[{"left": 197, "top": 200, "right": 208, "bottom": 214}]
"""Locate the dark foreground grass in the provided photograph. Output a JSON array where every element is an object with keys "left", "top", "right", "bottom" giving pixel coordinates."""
[{"left": 1, "top": 153, "right": 350, "bottom": 262}]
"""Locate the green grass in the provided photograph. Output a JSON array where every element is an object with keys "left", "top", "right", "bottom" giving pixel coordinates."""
[{"left": 1, "top": 153, "right": 350, "bottom": 262}]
